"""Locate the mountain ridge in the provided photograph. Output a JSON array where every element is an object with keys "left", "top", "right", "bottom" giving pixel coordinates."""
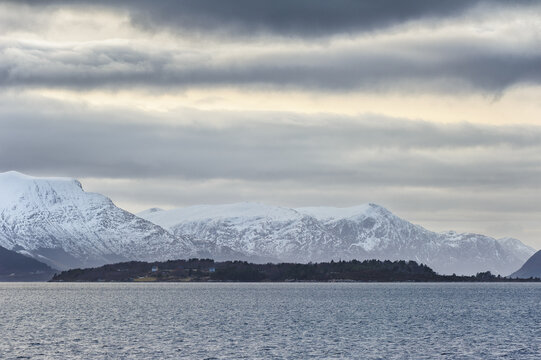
[
  {"left": 139, "top": 202, "right": 536, "bottom": 275},
  {"left": 0, "top": 171, "right": 535, "bottom": 275}
]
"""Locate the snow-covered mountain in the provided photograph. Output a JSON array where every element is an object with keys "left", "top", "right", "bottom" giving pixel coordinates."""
[
  {"left": 140, "top": 202, "right": 536, "bottom": 275},
  {"left": 497, "top": 237, "right": 537, "bottom": 263},
  {"left": 139, "top": 203, "right": 337, "bottom": 263},
  {"left": 0, "top": 171, "right": 195, "bottom": 270},
  {"left": 1, "top": 171, "right": 535, "bottom": 275}
]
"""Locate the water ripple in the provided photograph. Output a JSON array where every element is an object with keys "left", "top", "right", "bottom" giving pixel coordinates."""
[{"left": 0, "top": 283, "right": 540, "bottom": 359}]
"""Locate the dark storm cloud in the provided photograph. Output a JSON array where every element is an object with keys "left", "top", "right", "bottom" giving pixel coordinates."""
[
  {"left": 1, "top": 39, "right": 540, "bottom": 93},
  {"left": 10, "top": 0, "right": 530, "bottom": 37},
  {"left": 1, "top": 99, "right": 541, "bottom": 189}
]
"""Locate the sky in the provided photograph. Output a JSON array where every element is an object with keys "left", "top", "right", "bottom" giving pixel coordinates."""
[{"left": 1, "top": 1, "right": 541, "bottom": 248}]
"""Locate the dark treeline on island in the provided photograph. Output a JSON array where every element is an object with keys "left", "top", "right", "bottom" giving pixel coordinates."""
[{"left": 50, "top": 258, "right": 540, "bottom": 283}]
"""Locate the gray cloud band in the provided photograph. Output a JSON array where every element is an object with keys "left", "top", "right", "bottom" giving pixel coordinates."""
[
  {"left": 1, "top": 102, "right": 541, "bottom": 188},
  {"left": 8, "top": 0, "right": 535, "bottom": 37},
  {"left": 1, "top": 39, "right": 540, "bottom": 93}
]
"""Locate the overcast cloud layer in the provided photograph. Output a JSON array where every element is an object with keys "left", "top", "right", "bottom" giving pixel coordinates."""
[
  {"left": 1, "top": 1, "right": 541, "bottom": 247},
  {"left": 2, "top": 100, "right": 541, "bottom": 186},
  {"left": 2, "top": 36, "right": 540, "bottom": 94},
  {"left": 10, "top": 0, "right": 536, "bottom": 37}
]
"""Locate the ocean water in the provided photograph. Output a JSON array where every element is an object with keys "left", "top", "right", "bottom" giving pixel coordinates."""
[{"left": 0, "top": 283, "right": 540, "bottom": 359}]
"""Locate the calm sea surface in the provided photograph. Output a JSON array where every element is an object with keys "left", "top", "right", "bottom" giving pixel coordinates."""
[{"left": 0, "top": 283, "right": 540, "bottom": 359}]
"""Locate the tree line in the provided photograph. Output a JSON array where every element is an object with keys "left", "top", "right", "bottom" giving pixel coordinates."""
[{"left": 50, "top": 258, "right": 540, "bottom": 282}]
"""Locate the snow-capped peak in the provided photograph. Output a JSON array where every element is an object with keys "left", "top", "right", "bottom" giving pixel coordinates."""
[
  {"left": 0, "top": 171, "right": 194, "bottom": 270},
  {"left": 0, "top": 170, "right": 84, "bottom": 206},
  {"left": 497, "top": 237, "right": 536, "bottom": 259},
  {"left": 0, "top": 171, "right": 82, "bottom": 188},
  {"left": 296, "top": 203, "right": 390, "bottom": 221},
  {"left": 0, "top": 170, "right": 76, "bottom": 183},
  {"left": 141, "top": 202, "right": 302, "bottom": 229},
  {"left": 1, "top": 172, "right": 536, "bottom": 276},
  {"left": 140, "top": 201, "right": 536, "bottom": 275}
]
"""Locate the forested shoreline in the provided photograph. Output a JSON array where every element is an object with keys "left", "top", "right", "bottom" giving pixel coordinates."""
[{"left": 50, "top": 258, "right": 540, "bottom": 282}]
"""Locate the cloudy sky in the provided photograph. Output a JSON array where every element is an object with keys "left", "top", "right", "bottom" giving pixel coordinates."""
[{"left": 1, "top": 1, "right": 541, "bottom": 247}]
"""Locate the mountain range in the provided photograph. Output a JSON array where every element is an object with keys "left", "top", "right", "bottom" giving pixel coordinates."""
[
  {"left": 0, "top": 171, "right": 536, "bottom": 275},
  {"left": 138, "top": 203, "right": 535, "bottom": 275}
]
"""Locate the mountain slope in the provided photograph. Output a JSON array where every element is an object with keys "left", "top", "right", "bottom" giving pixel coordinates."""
[
  {"left": 497, "top": 237, "right": 536, "bottom": 262},
  {"left": 509, "top": 250, "right": 541, "bottom": 278},
  {"left": 139, "top": 203, "right": 336, "bottom": 263},
  {"left": 1, "top": 171, "right": 535, "bottom": 275},
  {"left": 140, "top": 203, "right": 536, "bottom": 275},
  {"left": 0, "top": 245, "right": 56, "bottom": 281},
  {"left": 297, "top": 205, "right": 535, "bottom": 275},
  {"left": 0, "top": 171, "right": 195, "bottom": 270},
  {"left": 298, "top": 205, "right": 535, "bottom": 274}
]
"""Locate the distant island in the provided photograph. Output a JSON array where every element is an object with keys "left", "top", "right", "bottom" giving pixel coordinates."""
[{"left": 50, "top": 259, "right": 540, "bottom": 283}]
